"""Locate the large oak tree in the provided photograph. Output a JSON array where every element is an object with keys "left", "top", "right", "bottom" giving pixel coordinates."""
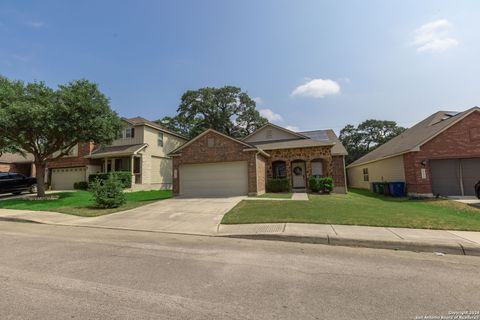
[
  {"left": 340, "top": 119, "right": 405, "bottom": 165},
  {"left": 0, "top": 76, "right": 123, "bottom": 197},
  {"left": 158, "top": 86, "right": 268, "bottom": 138}
]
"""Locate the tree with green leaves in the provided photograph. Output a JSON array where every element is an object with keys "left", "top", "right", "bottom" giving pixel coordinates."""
[
  {"left": 158, "top": 86, "right": 268, "bottom": 138},
  {"left": 340, "top": 119, "right": 405, "bottom": 165},
  {"left": 0, "top": 76, "right": 123, "bottom": 197}
]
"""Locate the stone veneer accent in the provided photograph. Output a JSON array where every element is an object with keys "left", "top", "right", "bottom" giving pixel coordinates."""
[
  {"left": 265, "top": 146, "right": 335, "bottom": 190},
  {"left": 172, "top": 131, "right": 264, "bottom": 196},
  {"left": 403, "top": 111, "right": 480, "bottom": 195}
]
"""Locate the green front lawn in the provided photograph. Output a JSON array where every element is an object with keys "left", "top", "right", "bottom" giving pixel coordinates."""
[
  {"left": 0, "top": 190, "right": 172, "bottom": 217},
  {"left": 253, "top": 193, "right": 293, "bottom": 199},
  {"left": 222, "top": 189, "right": 480, "bottom": 231}
]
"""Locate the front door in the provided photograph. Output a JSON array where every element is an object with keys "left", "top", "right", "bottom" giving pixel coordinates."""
[{"left": 292, "top": 162, "right": 306, "bottom": 188}]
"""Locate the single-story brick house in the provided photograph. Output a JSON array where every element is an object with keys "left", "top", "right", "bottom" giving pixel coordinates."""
[
  {"left": 169, "top": 124, "right": 348, "bottom": 197},
  {"left": 0, "top": 153, "right": 35, "bottom": 177},
  {"left": 347, "top": 107, "right": 480, "bottom": 197}
]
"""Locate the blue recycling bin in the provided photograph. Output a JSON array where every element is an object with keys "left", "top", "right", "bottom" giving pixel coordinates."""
[{"left": 388, "top": 182, "right": 405, "bottom": 197}]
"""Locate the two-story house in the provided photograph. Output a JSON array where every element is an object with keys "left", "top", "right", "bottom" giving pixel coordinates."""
[{"left": 46, "top": 117, "right": 187, "bottom": 190}]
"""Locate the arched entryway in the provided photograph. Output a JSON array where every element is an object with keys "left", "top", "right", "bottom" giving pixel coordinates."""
[{"left": 291, "top": 160, "right": 306, "bottom": 189}]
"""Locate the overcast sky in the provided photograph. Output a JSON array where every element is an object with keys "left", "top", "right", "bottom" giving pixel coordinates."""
[{"left": 1, "top": 0, "right": 479, "bottom": 133}]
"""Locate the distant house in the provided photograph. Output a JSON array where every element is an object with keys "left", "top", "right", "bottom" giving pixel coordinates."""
[
  {"left": 169, "top": 123, "right": 348, "bottom": 197},
  {"left": 0, "top": 153, "right": 35, "bottom": 177},
  {"left": 347, "top": 107, "right": 480, "bottom": 197},
  {"left": 46, "top": 117, "right": 187, "bottom": 190}
]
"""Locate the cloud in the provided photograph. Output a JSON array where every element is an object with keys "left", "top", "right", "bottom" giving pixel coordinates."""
[
  {"left": 290, "top": 78, "right": 340, "bottom": 98},
  {"left": 285, "top": 125, "right": 299, "bottom": 132},
  {"left": 413, "top": 19, "right": 458, "bottom": 52},
  {"left": 253, "top": 97, "right": 263, "bottom": 105},
  {"left": 259, "top": 108, "right": 283, "bottom": 122},
  {"left": 28, "top": 21, "right": 45, "bottom": 28}
]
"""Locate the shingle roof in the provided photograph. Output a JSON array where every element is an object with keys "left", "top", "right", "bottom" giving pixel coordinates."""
[
  {"left": 123, "top": 116, "right": 188, "bottom": 140},
  {"left": 253, "top": 139, "right": 333, "bottom": 151},
  {"left": 0, "top": 152, "right": 34, "bottom": 164},
  {"left": 88, "top": 144, "right": 147, "bottom": 158},
  {"left": 348, "top": 107, "right": 480, "bottom": 167},
  {"left": 248, "top": 129, "right": 347, "bottom": 155},
  {"left": 300, "top": 129, "right": 348, "bottom": 155}
]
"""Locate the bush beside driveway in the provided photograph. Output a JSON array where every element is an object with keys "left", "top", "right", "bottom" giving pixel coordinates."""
[
  {"left": 0, "top": 190, "right": 172, "bottom": 217},
  {"left": 222, "top": 189, "right": 480, "bottom": 231}
]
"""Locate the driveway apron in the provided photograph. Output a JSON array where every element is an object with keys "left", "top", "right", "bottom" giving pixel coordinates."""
[{"left": 77, "top": 197, "right": 244, "bottom": 235}]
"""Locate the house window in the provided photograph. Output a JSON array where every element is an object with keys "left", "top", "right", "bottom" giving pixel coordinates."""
[
  {"left": 157, "top": 132, "right": 164, "bottom": 147},
  {"left": 119, "top": 127, "right": 135, "bottom": 139},
  {"left": 272, "top": 161, "right": 287, "bottom": 179},
  {"left": 125, "top": 128, "right": 135, "bottom": 138},
  {"left": 207, "top": 138, "right": 215, "bottom": 147},
  {"left": 363, "top": 168, "right": 369, "bottom": 181},
  {"left": 311, "top": 161, "right": 323, "bottom": 177}
]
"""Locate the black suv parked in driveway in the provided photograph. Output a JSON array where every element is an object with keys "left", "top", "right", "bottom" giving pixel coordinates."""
[
  {"left": 0, "top": 172, "right": 37, "bottom": 195},
  {"left": 475, "top": 181, "right": 480, "bottom": 199}
]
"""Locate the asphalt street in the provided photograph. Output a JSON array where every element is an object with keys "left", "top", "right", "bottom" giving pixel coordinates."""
[{"left": 0, "top": 221, "right": 479, "bottom": 320}]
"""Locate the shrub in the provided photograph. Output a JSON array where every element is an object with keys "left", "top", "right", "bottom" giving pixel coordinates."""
[
  {"left": 73, "top": 181, "right": 89, "bottom": 190},
  {"left": 88, "top": 171, "right": 132, "bottom": 188},
  {"left": 309, "top": 176, "right": 334, "bottom": 194},
  {"left": 266, "top": 178, "right": 289, "bottom": 192},
  {"left": 89, "top": 175, "right": 127, "bottom": 208}
]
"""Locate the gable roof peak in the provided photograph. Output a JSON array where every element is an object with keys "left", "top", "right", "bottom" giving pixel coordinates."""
[{"left": 242, "top": 123, "right": 309, "bottom": 141}]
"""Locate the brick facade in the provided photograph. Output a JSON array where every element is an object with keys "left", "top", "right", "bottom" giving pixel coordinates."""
[
  {"left": 332, "top": 156, "right": 346, "bottom": 191},
  {"left": 46, "top": 142, "right": 101, "bottom": 169},
  {"left": 0, "top": 163, "right": 35, "bottom": 176},
  {"left": 172, "top": 130, "right": 347, "bottom": 195},
  {"left": 403, "top": 111, "right": 480, "bottom": 195},
  {"left": 256, "top": 155, "right": 266, "bottom": 194},
  {"left": 172, "top": 131, "right": 263, "bottom": 195}
]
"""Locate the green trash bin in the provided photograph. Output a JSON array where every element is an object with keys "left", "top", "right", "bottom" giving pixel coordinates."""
[
  {"left": 371, "top": 182, "right": 379, "bottom": 193},
  {"left": 377, "top": 183, "right": 385, "bottom": 194}
]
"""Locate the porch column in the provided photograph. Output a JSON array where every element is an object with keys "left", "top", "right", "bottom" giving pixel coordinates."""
[
  {"left": 104, "top": 158, "right": 108, "bottom": 172},
  {"left": 130, "top": 155, "right": 136, "bottom": 185}
]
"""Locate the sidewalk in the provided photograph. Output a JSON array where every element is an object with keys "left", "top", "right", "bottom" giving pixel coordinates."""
[
  {"left": 1, "top": 208, "right": 480, "bottom": 256},
  {"left": 218, "top": 223, "right": 480, "bottom": 256}
]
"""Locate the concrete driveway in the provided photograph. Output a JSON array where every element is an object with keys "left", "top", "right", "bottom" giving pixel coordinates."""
[{"left": 78, "top": 196, "right": 245, "bottom": 235}]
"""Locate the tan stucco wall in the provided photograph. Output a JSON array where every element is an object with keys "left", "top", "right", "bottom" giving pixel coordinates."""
[
  {"left": 140, "top": 126, "right": 185, "bottom": 188},
  {"left": 347, "top": 155, "right": 405, "bottom": 189}
]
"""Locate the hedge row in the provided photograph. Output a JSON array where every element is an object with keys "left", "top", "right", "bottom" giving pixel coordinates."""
[
  {"left": 266, "top": 178, "right": 290, "bottom": 192},
  {"left": 88, "top": 171, "right": 132, "bottom": 188},
  {"left": 308, "top": 176, "right": 334, "bottom": 194}
]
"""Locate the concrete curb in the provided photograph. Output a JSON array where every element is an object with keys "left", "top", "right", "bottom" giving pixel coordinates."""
[
  {"left": 0, "top": 217, "right": 42, "bottom": 224},
  {"left": 2, "top": 216, "right": 480, "bottom": 256},
  {"left": 220, "top": 233, "right": 480, "bottom": 256}
]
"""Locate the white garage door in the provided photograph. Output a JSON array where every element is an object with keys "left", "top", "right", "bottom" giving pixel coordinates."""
[
  {"left": 51, "top": 167, "right": 86, "bottom": 190},
  {"left": 180, "top": 161, "right": 248, "bottom": 197}
]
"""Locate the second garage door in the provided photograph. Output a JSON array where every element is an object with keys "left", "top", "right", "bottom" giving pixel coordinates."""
[
  {"left": 430, "top": 158, "right": 480, "bottom": 196},
  {"left": 51, "top": 167, "right": 86, "bottom": 190},
  {"left": 179, "top": 161, "right": 248, "bottom": 197}
]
